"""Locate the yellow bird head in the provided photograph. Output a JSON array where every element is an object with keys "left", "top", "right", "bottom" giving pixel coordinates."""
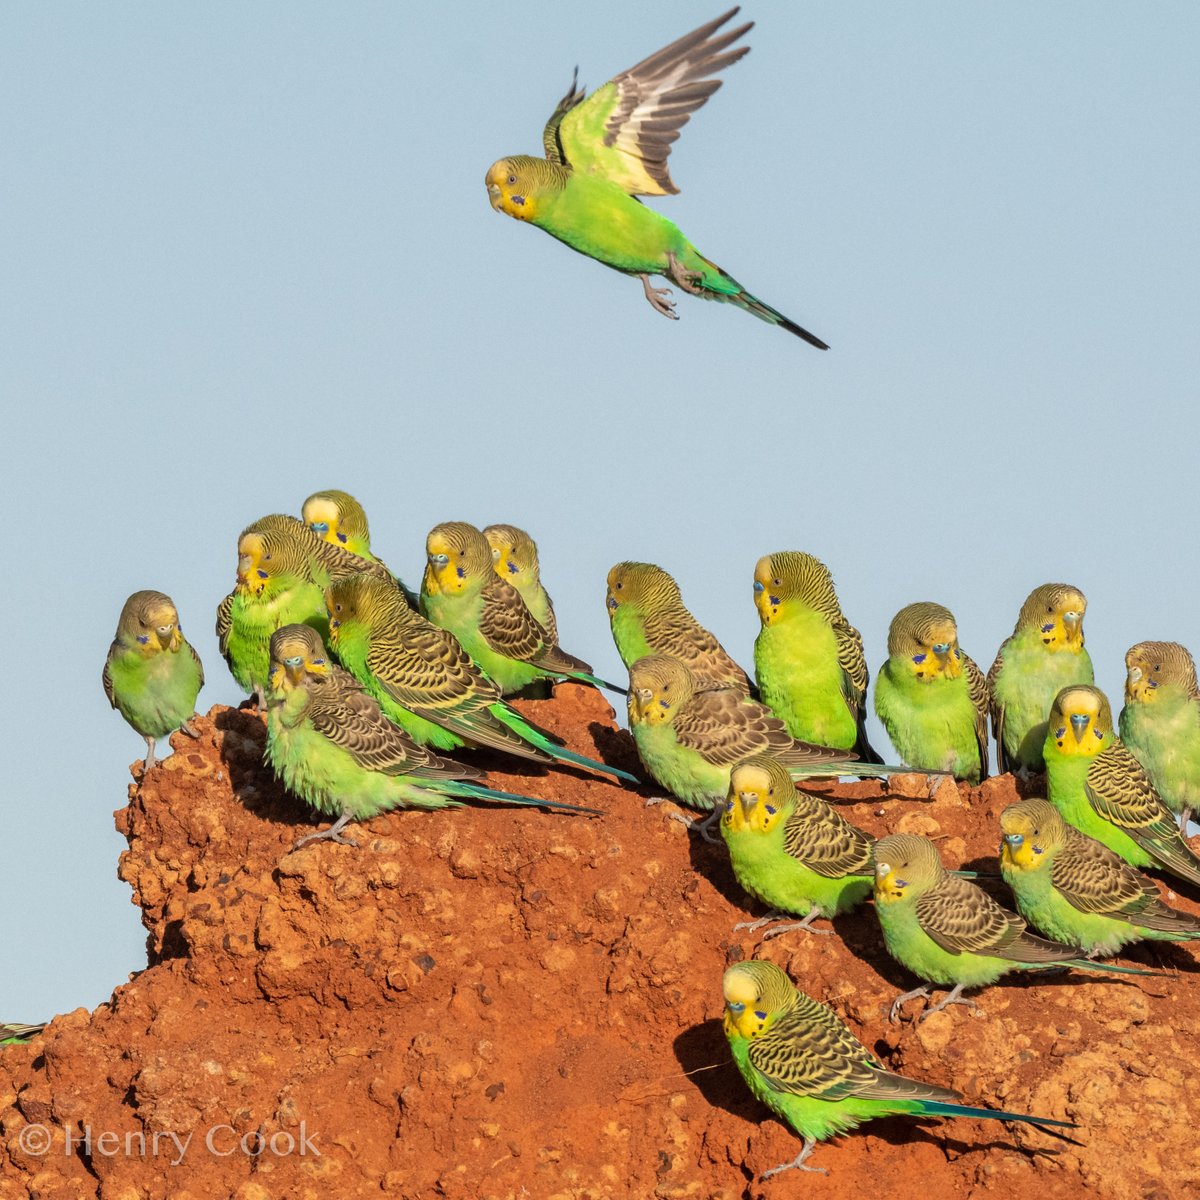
[
  {"left": 872, "top": 833, "right": 943, "bottom": 904},
  {"left": 424, "top": 521, "right": 491, "bottom": 597},
  {"left": 627, "top": 654, "right": 695, "bottom": 727},
  {"left": 1047, "top": 685, "right": 1113, "bottom": 757},
  {"left": 999, "top": 798, "right": 1064, "bottom": 873},
  {"left": 483, "top": 523, "right": 540, "bottom": 588},
  {"left": 302, "top": 489, "right": 369, "bottom": 551},
  {"left": 1124, "top": 640, "right": 1199, "bottom": 706},
  {"left": 722, "top": 960, "right": 796, "bottom": 1040},
  {"left": 722, "top": 755, "right": 795, "bottom": 836},
  {"left": 886, "top": 602, "right": 964, "bottom": 682},
  {"left": 605, "top": 561, "right": 680, "bottom": 620},
  {"left": 1015, "top": 583, "right": 1087, "bottom": 652},
  {"left": 752, "top": 551, "right": 840, "bottom": 627},
  {"left": 234, "top": 516, "right": 312, "bottom": 597},
  {"left": 325, "top": 572, "right": 396, "bottom": 643},
  {"left": 116, "top": 590, "right": 183, "bottom": 655},
  {"left": 485, "top": 156, "right": 552, "bottom": 222},
  {"left": 268, "top": 624, "right": 331, "bottom": 690}
]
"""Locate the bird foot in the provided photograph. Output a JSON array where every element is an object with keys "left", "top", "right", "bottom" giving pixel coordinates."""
[
  {"left": 928, "top": 773, "right": 957, "bottom": 801},
  {"left": 920, "top": 985, "right": 978, "bottom": 1021},
  {"left": 179, "top": 720, "right": 201, "bottom": 739},
  {"left": 761, "top": 1139, "right": 825, "bottom": 1178},
  {"left": 254, "top": 686, "right": 267, "bottom": 714},
  {"left": 639, "top": 274, "right": 678, "bottom": 319},
  {"left": 762, "top": 908, "right": 832, "bottom": 939},
  {"left": 664, "top": 807, "right": 722, "bottom": 843},
  {"left": 291, "top": 812, "right": 359, "bottom": 851},
  {"left": 667, "top": 253, "right": 704, "bottom": 295},
  {"left": 141, "top": 736, "right": 158, "bottom": 776},
  {"left": 889, "top": 985, "right": 930, "bottom": 1023},
  {"left": 734, "top": 911, "right": 788, "bottom": 933}
]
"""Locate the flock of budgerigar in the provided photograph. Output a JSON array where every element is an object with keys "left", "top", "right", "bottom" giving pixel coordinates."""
[{"left": 92, "top": 488, "right": 1200, "bottom": 1178}]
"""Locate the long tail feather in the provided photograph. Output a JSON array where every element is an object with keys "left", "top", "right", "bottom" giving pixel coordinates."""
[
  {"left": 563, "top": 669, "right": 629, "bottom": 696},
  {"left": 492, "top": 706, "right": 639, "bottom": 785},
  {"left": 918, "top": 1100, "right": 1075, "bottom": 1129},
  {"left": 447, "top": 779, "right": 603, "bottom": 816},
  {"left": 1062, "top": 960, "right": 1167, "bottom": 977}
]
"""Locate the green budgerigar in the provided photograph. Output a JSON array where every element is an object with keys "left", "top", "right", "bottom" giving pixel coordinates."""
[
  {"left": 264, "top": 626, "right": 596, "bottom": 849},
  {"left": 0, "top": 1023, "right": 45, "bottom": 1046},
  {"left": 873, "top": 602, "right": 989, "bottom": 783},
  {"left": 752, "top": 551, "right": 878, "bottom": 759},
  {"left": 302, "top": 489, "right": 418, "bottom": 607},
  {"left": 606, "top": 561, "right": 752, "bottom": 693},
  {"left": 327, "top": 572, "right": 637, "bottom": 783},
  {"left": 216, "top": 514, "right": 390, "bottom": 708},
  {"left": 872, "top": 832, "right": 1155, "bottom": 1022},
  {"left": 722, "top": 960, "right": 1073, "bottom": 1178},
  {"left": 103, "top": 590, "right": 204, "bottom": 771},
  {"left": 484, "top": 523, "right": 558, "bottom": 644},
  {"left": 1119, "top": 640, "right": 1200, "bottom": 830},
  {"left": 1000, "top": 798, "right": 1200, "bottom": 955},
  {"left": 1043, "top": 685, "right": 1200, "bottom": 887},
  {"left": 988, "top": 583, "right": 1092, "bottom": 773},
  {"left": 486, "top": 9, "right": 827, "bottom": 346},
  {"left": 627, "top": 655, "right": 907, "bottom": 827},
  {"left": 421, "top": 521, "right": 622, "bottom": 695},
  {"left": 721, "top": 755, "right": 873, "bottom": 936}
]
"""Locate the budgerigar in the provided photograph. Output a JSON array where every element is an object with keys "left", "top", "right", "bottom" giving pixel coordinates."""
[
  {"left": 0, "top": 1024, "right": 45, "bottom": 1046},
  {"left": 1119, "top": 640, "right": 1200, "bottom": 830},
  {"left": 302, "top": 489, "right": 418, "bottom": 607},
  {"left": 421, "top": 521, "right": 622, "bottom": 695},
  {"left": 486, "top": 9, "right": 828, "bottom": 346},
  {"left": 483, "top": 523, "right": 558, "bottom": 644},
  {"left": 627, "top": 655, "right": 908, "bottom": 823},
  {"left": 215, "top": 514, "right": 389, "bottom": 708},
  {"left": 721, "top": 755, "right": 873, "bottom": 936},
  {"left": 722, "top": 960, "right": 1073, "bottom": 1178},
  {"left": 752, "top": 551, "right": 877, "bottom": 759},
  {"left": 872, "top": 832, "right": 1155, "bottom": 1022},
  {"left": 327, "top": 572, "right": 637, "bottom": 783},
  {"left": 264, "top": 626, "right": 597, "bottom": 849},
  {"left": 873, "top": 602, "right": 989, "bottom": 783},
  {"left": 999, "top": 798, "right": 1200, "bottom": 955},
  {"left": 103, "top": 590, "right": 203, "bottom": 771},
  {"left": 1043, "top": 685, "right": 1200, "bottom": 887},
  {"left": 606, "top": 561, "right": 751, "bottom": 693},
  {"left": 988, "top": 583, "right": 1092, "bottom": 773}
]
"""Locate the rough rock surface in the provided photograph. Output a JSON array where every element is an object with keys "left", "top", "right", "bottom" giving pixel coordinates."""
[{"left": 2, "top": 685, "right": 1198, "bottom": 1199}]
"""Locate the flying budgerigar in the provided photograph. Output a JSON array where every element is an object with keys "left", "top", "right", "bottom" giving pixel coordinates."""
[
  {"left": 753, "top": 551, "right": 878, "bottom": 759},
  {"left": 302, "top": 489, "right": 417, "bottom": 606},
  {"left": 1119, "top": 640, "right": 1200, "bottom": 831},
  {"left": 606, "top": 561, "right": 752, "bottom": 694},
  {"left": 421, "top": 521, "right": 623, "bottom": 695},
  {"left": 988, "top": 583, "right": 1092, "bottom": 774},
  {"left": 999, "top": 798, "right": 1200, "bottom": 956},
  {"left": 327, "top": 572, "right": 637, "bottom": 783},
  {"left": 215, "top": 514, "right": 391, "bottom": 708},
  {"left": 872, "top": 832, "right": 1156, "bottom": 1022},
  {"left": 263, "top": 625, "right": 597, "bottom": 849},
  {"left": 103, "top": 590, "right": 204, "bottom": 771},
  {"left": 873, "top": 602, "right": 989, "bottom": 783},
  {"left": 484, "top": 524, "right": 559, "bottom": 644},
  {"left": 1043, "top": 685, "right": 1200, "bottom": 887},
  {"left": 627, "top": 655, "right": 908, "bottom": 832},
  {"left": 722, "top": 960, "right": 1073, "bottom": 1178},
  {"left": 721, "top": 755, "right": 874, "bottom": 937},
  {"left": 485, "top": 9, "right": 828, "bottom": 346},
  {"left": 0, "top": 1023, "right": 45, "bottom": 1046}
]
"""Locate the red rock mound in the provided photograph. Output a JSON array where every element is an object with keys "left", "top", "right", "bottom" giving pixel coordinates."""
[{"left": 2, "top": 684, "right": 1198, "bottom": 1198}]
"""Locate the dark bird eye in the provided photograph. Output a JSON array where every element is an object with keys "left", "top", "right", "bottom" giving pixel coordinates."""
[{"left": 507, "top": 174, "right": 517, "bottom": 186}]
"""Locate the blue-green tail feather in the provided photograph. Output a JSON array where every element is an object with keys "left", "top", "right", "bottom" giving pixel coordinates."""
[
  {"left": 917, "top": 1100, "right": 1075, "bottom": 1129},
  {"left": 491, "top": 705, "right": 639, "bottom": 785}
]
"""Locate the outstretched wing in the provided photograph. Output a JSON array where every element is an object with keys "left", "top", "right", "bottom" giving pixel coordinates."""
[{"left": 553, "top": 8, "right": 752, "bottom": 196}]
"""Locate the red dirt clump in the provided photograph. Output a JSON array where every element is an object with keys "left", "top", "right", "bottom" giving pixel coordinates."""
[{"left": 2, "top": 683, "right": 1198, "bottom": 1198}]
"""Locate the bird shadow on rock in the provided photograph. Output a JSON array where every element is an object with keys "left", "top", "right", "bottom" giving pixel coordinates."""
[
  {"left": 1120, "top": 939, "right": 1200, "bottom": 976},
  {"left": 672, "top": 1019, "right": 758, "bottom": 1119},
  {"left": 587, "top": 721, "right": 650, "bottom": 788},
  {"left": 687, "top": 828, "right": 747, "bottom": 910},
  {"left": 213, "top": 706, "right": 310, "bottom": 833},
  {"left": 857, "top": 1114, "right": 1076, "bottom": 1162}
]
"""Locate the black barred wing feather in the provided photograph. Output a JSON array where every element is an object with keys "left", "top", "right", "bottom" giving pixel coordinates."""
[
  {"left": 1052, "top": 828, "right": 1156, "bottom": 916},
  {"left": 673, "top": 687, "right": 791, "bottom": 765},
  {"left": 964, "top": 653, "right": 991, "bottom": 779},
  {"left": 782, "top": 799, "right": 874, "bottom": 879}
]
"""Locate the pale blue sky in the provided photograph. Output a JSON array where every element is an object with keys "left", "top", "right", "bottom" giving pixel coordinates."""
[{"left": 4, "top": 2, "right": 1198, "bottom": 1019}]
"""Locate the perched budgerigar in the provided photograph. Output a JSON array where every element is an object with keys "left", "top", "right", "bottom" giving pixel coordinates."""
[
  {"left": 999, "top": 798, "right": 1200, "bottom": 956},
  {"left": 264, "top": 626, "right": 596, "bottom": 848},
  {"left": 1119, "top": 640, "right": 1200, "bottom": 830},
  {"left": 483, "top": 523, "right": 558, "bottom": 644},
  {"left": 0, "top": 1024, "right": 45, "bottom": 1046},
  {"left": 627, "top": 655, "right": 906, "bottom": 822},
  {"left": 421, "top": 521, "right": 622, "bottom": 695},
  {"left": 103, "top": 590, "right": 204, "bottom": 771},
  {"left": 301, "top": 489, "right": 417, "bottom": 607},
  {"left": 606, "top": 561, "right": 752, "bottom": 693},
  {"left": 1043, "top": 685, "right": 1200, "bottom": 887},
  {"left": 873, "top": 603, "right": 989, "bottom": 783},
  {"left": 752, "top": 551, "right": 878, "bottom": 759},
  {"left": 327, "top": 572, "right": 637, "bottom": 783},
  {"left": 215, "top": 514, "right": 389, "bottom": 707},
  {"left": 872, "top": 832, "right": 1154, "bottom": 1021},
  {"left": 988, "top": 583, "right": 1092, "bottom": 773},
  {"left": 721, "top": 755, "right": 873, "bottom": 936},
  {"left": 723, "top": 960, "right": 1073, "bottom": 1178},
  {"left": 486, "top": 9, "right": 827, "bottom": 346}
]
